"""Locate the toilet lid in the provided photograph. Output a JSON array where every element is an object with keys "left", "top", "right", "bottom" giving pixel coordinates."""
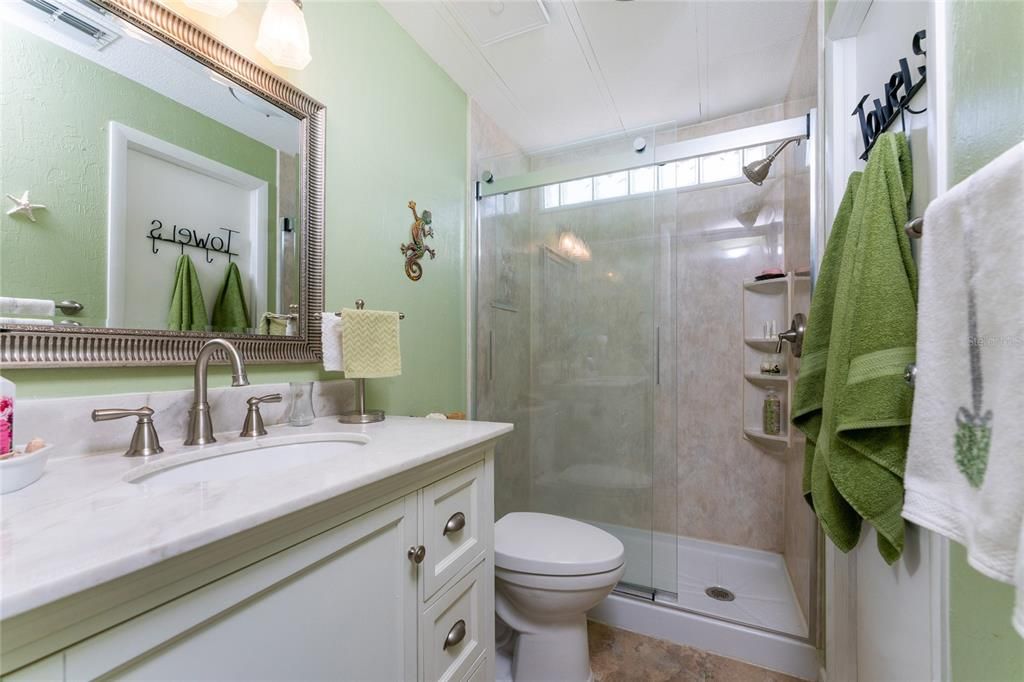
[{"left": 495, "top": 512, "right": 625, "bottom": 576}]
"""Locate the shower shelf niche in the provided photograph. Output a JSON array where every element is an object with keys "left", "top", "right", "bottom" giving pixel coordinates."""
[{"left": 740, "top": 272, "right": 809, "bottom": 451}]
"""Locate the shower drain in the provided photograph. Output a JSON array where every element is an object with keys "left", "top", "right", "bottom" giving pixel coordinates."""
[{"left": 705, "top": 586, "right": 736, "bottom": 602}]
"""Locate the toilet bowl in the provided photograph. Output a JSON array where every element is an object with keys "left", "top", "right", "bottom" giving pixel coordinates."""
[{"left": 494, "top": 512, "right": 625, "bottom": 682}]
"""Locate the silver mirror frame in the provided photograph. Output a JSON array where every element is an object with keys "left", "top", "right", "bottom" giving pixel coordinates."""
[{"left": 0, "top": 0, "right": 324, "bottom": 367}]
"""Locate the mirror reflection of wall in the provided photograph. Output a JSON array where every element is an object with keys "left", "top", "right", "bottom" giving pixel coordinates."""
[{"left": 0, "top": 1, "right": 301, "bottom": 335}]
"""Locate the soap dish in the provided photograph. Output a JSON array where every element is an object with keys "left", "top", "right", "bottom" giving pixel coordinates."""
[{"left": 0, "top": 443, "right": 54, "bottom": 494}]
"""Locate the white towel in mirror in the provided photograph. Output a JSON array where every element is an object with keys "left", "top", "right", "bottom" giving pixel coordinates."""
[{"left": 0, "top": 297, "right": 55, "bottom": 317}]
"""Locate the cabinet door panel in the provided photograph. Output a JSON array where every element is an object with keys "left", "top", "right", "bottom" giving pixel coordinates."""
[{"left": 65, "top": 496, "right": 418, "bottom": 682}]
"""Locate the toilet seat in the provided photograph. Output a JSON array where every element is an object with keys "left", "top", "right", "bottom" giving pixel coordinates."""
[{"left": 495, "top": 512, "right": 624, "bottom": 576}]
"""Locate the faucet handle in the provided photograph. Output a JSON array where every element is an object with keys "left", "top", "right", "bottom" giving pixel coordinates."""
[
  {"left": 240, "top": 394, "right": 282, "bottom": 438},
  {"left": 91, "top": 406, "right": 164, "bottom": 458}
]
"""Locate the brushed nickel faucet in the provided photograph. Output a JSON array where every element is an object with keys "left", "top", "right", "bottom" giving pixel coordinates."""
[{"left": 184, "top": 338, "right": 249, "bottom": 446}]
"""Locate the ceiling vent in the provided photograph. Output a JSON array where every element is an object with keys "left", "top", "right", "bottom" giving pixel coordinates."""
[
  {"left": 19, "top": 0, "right": 121, "bottom": 50},
  {"left": 447, "top": 0, "right": 550, "bottom": 47}
]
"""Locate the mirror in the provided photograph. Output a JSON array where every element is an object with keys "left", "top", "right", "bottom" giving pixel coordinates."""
[{"left": 0, "top": 0, "right": 324, "bottom": 366}]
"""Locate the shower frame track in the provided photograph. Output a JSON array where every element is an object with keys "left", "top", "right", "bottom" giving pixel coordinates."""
[{"left": 476, "top": 114, "right": 810, "bottom": 199}]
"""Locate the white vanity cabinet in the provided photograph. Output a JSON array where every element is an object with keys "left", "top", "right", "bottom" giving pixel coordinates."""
[{"left": 2, "top": 450, "right": 495, "bottom": 682}]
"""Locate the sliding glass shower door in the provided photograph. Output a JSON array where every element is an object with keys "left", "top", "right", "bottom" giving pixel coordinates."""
[{"left": 475, "top": 140, "right": 677, "bottom": 595}]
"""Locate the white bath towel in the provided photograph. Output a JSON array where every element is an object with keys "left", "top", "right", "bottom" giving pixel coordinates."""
[
  {"left": 0, "top": 317, "right": 53, "bottom": 326},
  {"left": 903, "top": 142, "right": 1024, "bottom": 592},
  {"left": 0, "top": 297, "right": 55, "bottom": 317},
  {"left": 320, "top": 313, "right": 344, "bottom": 372}
]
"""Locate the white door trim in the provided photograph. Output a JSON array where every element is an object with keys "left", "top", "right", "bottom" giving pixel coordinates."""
[
  {"left": 820, "top": 1, "right": 949, "bottom": 680},
  {"left": 106, "top": 121, "right": 268, "bottom": 328}
]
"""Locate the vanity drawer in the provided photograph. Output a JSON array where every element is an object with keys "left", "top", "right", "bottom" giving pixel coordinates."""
[
  {"left": 421, "top": 560, "right": 487, "bottom": 682},
  {"left": 421, "top": 460, "right": 487, "bottom": 599}
]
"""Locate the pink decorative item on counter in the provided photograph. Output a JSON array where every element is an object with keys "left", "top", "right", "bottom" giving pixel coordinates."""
[{"left": 0, "top": 376, "right": 14, "bottom": 457}]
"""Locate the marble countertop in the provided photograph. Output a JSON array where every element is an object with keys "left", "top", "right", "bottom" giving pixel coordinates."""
[{"left": 0, "top": 416, "right": 512, "bottom": 619}]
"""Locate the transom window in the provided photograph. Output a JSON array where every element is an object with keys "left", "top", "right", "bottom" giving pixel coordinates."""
[{"left": 543, "top": 145, "right": 767, "bottom": 209}]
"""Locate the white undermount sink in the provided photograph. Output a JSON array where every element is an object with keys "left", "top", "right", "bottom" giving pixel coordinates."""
[{"left": 124, "top": 435, "right": 369, "bottom": 487}]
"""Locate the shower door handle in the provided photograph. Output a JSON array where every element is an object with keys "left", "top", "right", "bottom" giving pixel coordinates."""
[
  {"left": 655, "top": 326, "right": 661, "bottom": 386},
  {"left": 488, "top": 330, "right": 494, "bottom": 382}
]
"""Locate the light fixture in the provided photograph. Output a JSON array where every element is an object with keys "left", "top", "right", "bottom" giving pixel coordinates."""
[
  {"left": 256, "top": 0, "right": 312, "bottom": 70},
  {"left": 183, "top": 0, "right": 238, "bottom": 17},
  {"left": 557, "top": 231, "right": 591, "bottom": 262}
]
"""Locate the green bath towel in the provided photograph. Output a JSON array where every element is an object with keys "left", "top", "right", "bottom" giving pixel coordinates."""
[
  {"left": 793, "top": 171, "right": 862, "bottom": 510},
  {"left": 798, "top": 133, "right": 917, "bottom": 564},
  {"left": 168, "top": 254, "right": 208, "bottom": 332},
  {"left": 211, "top": 262, "right": 251, "bottom": 334}
]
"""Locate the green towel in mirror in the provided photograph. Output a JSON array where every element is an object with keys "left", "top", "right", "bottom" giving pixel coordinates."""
[
  {"left": 168, "top": 254, "right": 208, "bottom": 332},
  {"left": 212, "top": 262, "right": 251, "bottom": 333}
]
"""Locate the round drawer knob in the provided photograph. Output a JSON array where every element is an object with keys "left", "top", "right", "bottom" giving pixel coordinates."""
[
  {"left": 443, "top": 511, "right": 466, "bottom": 536},
  {"left": 444, "top": 619, "right": 467, "bottom": 650},
  {"left": 407, "top": 545, "right": 426, "bottom": 564}
]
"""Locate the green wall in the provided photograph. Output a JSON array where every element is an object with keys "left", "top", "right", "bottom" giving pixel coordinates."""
[
  {"left": 946, "top": 1, "right": 1024, "bottom": 679},
  {"left": 0, "top": 23, "right": 277, "bottom": 328},
  {"left": 2, "top": 1, "right": 469, "bottom": 417}
]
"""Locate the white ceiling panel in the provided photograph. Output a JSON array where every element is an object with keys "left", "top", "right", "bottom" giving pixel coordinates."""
[
  {"left": 446, "top": 0, "right": 550, "bottom": 46},
  {"left": 380, "top": 0, "right": 815, "bottom": 152},
  {"left": 572, "top": 0, "right": 703, "bottom": 130},
  {"left": 705, "top": 40, "right": 803, "bottom": 119}
]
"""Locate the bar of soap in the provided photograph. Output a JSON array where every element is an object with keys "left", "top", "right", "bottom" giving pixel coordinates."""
[{"left": 25, "top": 438, "right": 46, "bottom": 453}]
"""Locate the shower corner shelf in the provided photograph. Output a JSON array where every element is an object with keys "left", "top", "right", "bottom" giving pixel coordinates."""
[{"left": 740, "top": 272, "right": 807, "bottom": 452}]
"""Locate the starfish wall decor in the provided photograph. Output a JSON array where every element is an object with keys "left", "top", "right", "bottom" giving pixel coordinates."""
[{"left": 5, "top": 191, "right": 46, "bottom": 222}]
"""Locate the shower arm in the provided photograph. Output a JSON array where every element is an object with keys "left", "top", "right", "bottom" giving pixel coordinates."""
[{"left": 765, "top": 137, "right": 802, "bottom": 163}]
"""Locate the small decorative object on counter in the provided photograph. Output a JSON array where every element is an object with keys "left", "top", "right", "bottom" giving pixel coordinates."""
[
  {"left": 287, "top": 381, "right": 315, "bottom": 427},
  {"left": 0, "top": 376, "right": 14, "bottom": 457},
  {"left": 1, "top": 439, "right": 53, "bottom": 494},
  {"left": 401, "top": 200, "right": 436, "bottom": 281},
  {"left": 763, "top": 389, "right": 782, "bottom": 435}
]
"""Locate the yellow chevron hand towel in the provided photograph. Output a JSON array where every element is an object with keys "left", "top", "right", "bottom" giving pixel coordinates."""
[{"left": 340, "top": 308, "right": 401, "bottom": 379}]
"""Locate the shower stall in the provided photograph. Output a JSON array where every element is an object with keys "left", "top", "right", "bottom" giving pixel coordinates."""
[{"left": 473, "top": 112, "right": 819, "bottom": 675}]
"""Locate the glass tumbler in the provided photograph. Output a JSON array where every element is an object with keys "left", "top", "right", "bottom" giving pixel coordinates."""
[{"left": 288, "top": 381, "right": 316, "bottom": 427}]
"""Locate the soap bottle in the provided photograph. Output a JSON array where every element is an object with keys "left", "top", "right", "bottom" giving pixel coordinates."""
[
  {"left": 0, "top": 376, "right": 14, "bottom": 456},
  {"left": 762, "top": 388, "right": 782, "bottom": 435}
]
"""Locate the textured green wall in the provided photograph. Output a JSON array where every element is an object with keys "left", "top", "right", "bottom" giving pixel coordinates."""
[
  {"left": 0, "top": 23, "right": 277, "bottom": 328},
  {"left": 946, "top": 1, "right": 1024, "bottom": 679},
  {"left": 2, "top": 1, "right": 469, "bottom": 417}
]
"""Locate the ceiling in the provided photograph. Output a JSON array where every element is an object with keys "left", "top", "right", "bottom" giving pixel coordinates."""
[
  {"left": 1, "top": 0, "right": 299, "bottom": 153},
  {"left": 381, "top": 0, "right": 815, "bottom": 152}
]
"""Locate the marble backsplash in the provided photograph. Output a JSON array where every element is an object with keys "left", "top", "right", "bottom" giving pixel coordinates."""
[{"left": 13, "top": 379, "right": 356, "bottom": 460}]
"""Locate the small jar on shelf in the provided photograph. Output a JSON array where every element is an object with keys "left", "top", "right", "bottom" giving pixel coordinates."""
[{"left": 763, "top": 388, "right": 782, "bottom": 435}]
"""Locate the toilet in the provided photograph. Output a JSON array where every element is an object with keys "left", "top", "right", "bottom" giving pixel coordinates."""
[{"left": 494, "top": 512, "right": 625, "bottom": 682}]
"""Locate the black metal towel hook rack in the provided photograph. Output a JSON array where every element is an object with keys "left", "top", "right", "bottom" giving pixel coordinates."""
[{"left": 852, "top": 29, "right": 928, "bottom": 161}]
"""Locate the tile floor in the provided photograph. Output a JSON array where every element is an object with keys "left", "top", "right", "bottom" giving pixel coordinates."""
[{"left": 588, "top": 621, "right": 805, "bottom": 682}]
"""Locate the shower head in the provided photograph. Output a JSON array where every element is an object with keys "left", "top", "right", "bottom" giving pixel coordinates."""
[{"left": 742, "top": 137, "right": 803, "bottom": 186}]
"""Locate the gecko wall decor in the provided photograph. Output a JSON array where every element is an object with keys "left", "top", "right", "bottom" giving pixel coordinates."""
[{"left": 401, "top": 200, "right": 436, "bottom": 281}]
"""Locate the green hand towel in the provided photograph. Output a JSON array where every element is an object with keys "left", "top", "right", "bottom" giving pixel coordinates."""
[
  {"left": 801, "top": 132, "right": 917, "bottom": 564},
  {"left": 168, "top": 254, "right": 208, "bottom": 332},
  {"left": 211, "top": 262, "right": 251, "bottom": 334},
  {"left": 260, "top": 313, "right": 289, "bottom": 336}
]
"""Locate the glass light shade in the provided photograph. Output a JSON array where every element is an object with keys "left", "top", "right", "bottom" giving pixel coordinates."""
[
  {"left": 256, "top": 0, "right": 312, "bottom": 70},
  {"left": 183, "top": 0, "right": 238, "bottom": 17}
]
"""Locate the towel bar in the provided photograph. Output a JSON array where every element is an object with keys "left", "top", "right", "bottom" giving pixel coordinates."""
[{"left": 316, "top": 299, "right": 405, "bottom": 320}]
